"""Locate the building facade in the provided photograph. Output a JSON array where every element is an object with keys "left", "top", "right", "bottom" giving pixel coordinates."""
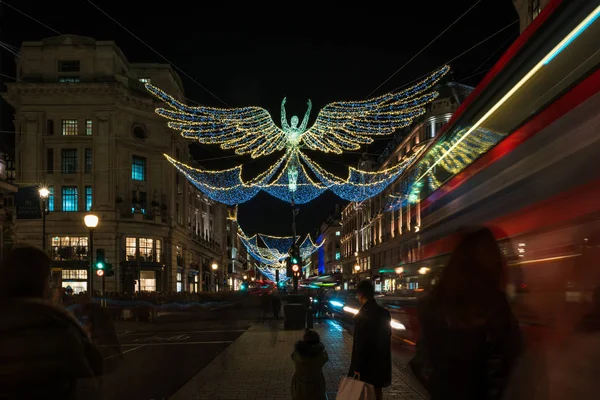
[
  {"left": 513, "top": 0, "right": 550, "bottom": 32},
  {"left": 1, "top": 35, "right": 229, "bottom": 294},
  {"left": 340, "top": 83, "right": 473, "bottom": 292},
  {"left": 311, "top": 205, "right": 342, "bottom": 278}
]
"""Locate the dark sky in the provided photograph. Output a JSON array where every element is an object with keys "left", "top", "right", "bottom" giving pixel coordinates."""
[{"left": 0, "top": 0, "right": 519, "bottom": 237}]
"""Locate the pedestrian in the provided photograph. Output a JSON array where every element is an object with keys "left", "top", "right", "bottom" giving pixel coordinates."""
[
  {"left": 0, "top": 245, "right": 104, "bottom": 399},
  {"left": 272, "top": 294, "right": 281, "bottom": 319},
  {"left": 413, "top": 227, "right": 522, "bottom": 400},
  {"left": 291, "top": 329, "right": 329, "bottom": 400},
  {"left": 82, "top": 303, "right": 123, "bottom": 374},
  {"left": 349, "top": 280, "right": 392, "bottom": 400}
]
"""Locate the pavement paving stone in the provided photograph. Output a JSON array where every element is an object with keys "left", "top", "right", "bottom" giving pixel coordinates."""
[{"left": 182, "top": 319, "right": 427, "bottom": 400}]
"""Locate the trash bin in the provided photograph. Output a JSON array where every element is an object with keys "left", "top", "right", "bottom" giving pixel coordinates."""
[{"left": 284, "top": 303, "right": 306, "bottom": 330}]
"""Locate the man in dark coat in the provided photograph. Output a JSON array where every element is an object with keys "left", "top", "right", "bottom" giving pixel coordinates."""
[
  {"left": 0, "top": 245, "right": 104, "bottom": 399},
  {"left": 349, "top": 280, "right": 392, "bottom": 400}
]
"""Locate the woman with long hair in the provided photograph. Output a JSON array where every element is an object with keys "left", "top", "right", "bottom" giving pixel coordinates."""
[{"left": 413, "top": 227, "right": 522, "bottom": 400}]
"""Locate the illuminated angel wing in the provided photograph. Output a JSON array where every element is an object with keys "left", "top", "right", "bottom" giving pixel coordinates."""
[
  {"left": 301, "top": 65, "right": 450, "bottom": 154},
  {"left": 146, "top": 84, "right": 287, "bottom": 158}
]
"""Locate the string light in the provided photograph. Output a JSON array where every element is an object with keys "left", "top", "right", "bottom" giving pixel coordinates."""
[
  {"left": 150, "top": 66, "right": 450, "bottom": 205},
  {"left": 238, "top": 227, "right": 324, "bottom": 267},
  {"left": 385, "top": 126, "right": 505, "bottom": 211}
]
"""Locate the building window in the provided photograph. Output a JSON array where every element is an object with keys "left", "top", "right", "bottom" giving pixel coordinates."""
[
  {"left": 132, "top": 190, "right": 147, "bottom": 214},
  {"left": 61, "top": 186, "right": 78, "bottom": 212},
  {"left": 61, "top": 149, "right": 77, "bottom": 174},
  {"left": 46, "top": 120, "right": 54, "bottom": 135},
  {"left": 132, "top": 156, "right": 146, "bottom": 180},
  {"left": 61, "top": 119, "right": 78, "bottom": 136},
  {"left": 47, "top": 149, "right": 54, "bottom": 174},
  {"left": 59, "top": 77, "right": 80, "bottom": 83},
  {"left": 425, "top": 124, "right": 432, "bottom": 138},
  {"left": 86, "top": 119, "right": 93, "bottom": 135},
  {"left": 48, "top": 186, "right": 55, "bottom": 212},
  {"left": 335, "top": 252, "right": 341, "bottom": 260},
  {"left": 85, "top": 186, "right": 92, "bottom": 211},
  {"left": 85, "top": 149, "right": 92, "bottom": 174},
  {"left": 125, "top": 237, "right": 161, "bottom": 262},
  {"left": 177, "top": 272, "right": 182, "bottom": 292},
  {"left": 139, "top": 78, "right": 151, "bottom": 84},
  {"left": 58, "top": 60, "right": 80, "bottom": 72},
  {"left": 435, "top": 121, "right": 445, "bottom": 135},
  {"left": 51, "top": 236, "right": 88, "bottom": 261},
  {"left": 336, "top": 231, "right": 341, "bottom": 236},
  {"left": 532, "top": 0, "right": 541, "bottom": 19}
]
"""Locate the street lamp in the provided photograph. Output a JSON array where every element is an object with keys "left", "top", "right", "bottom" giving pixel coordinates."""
[
  {"left": 211, "top": 262, "right": 218, "bottom": 292},
  {"left": 354, "top": 264, "right": 360, "bottom": 272},
  {"left": 38, "top": 187, "right": 49, "bottom": 252},
  {"left": 84, "top": 214, "right": 99, "bottom": 295}
]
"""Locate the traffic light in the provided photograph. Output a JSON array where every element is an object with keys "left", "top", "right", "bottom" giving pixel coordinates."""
[
  {"left": 290, "top": 245, "right": 301, "bottom": 278},
  {"left": 95, "top": 248, "right": 105, "bottom": 276},
  {"left": 105, "top": 263, "right": 115, "bottom": 277}
]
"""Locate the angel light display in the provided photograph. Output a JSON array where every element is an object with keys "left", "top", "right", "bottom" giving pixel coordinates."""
[{"left": 146, "top": 65, "right": 449, "bottom": 205}]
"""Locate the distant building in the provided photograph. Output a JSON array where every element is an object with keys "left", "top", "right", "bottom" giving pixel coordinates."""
[
  {"left": 513, "top": 0, "right": 550, "bottom": 32},
  {"left": 1, "top": 35, "right": 229, "bottom": 294},
  {"left": 310, "top": 205, "right": 342, "bottom": 278},
  {"left": 0, "top": 153, "right": 17, "bottom": 259},
  {"left": 340, "top": 83, "right": 473, "bottom": 292}
]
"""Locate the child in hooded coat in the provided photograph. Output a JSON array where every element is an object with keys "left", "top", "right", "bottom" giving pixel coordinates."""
[{"left": 291, "top": 329, "right": 329, "bottom": 400}]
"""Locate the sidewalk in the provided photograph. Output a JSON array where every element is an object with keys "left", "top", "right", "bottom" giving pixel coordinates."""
[{"left": 170, "top": 319, "right": 427, "bottom": 400}]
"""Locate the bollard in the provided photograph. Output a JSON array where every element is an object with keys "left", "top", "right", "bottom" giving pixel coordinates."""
[{"left": 306, "top": 306, "right": 314, "bottom": 329}]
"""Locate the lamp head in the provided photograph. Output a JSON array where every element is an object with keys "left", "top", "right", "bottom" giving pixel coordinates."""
[{"left": 84, "top": 214, "right": 99, "bottom": 228}]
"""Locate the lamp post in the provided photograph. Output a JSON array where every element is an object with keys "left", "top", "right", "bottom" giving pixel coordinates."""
[
  {"left": 211, "top": 262, "right": 218, "bottom": 292},
  {"left": 354, "top": 264, "right": 360, "bottom": 287},
  {"left": 84, "top": 214, "right": 99, "bottom": 296},
  {"left": 38, "top": 187, "right": 49, "bottom": 252}
]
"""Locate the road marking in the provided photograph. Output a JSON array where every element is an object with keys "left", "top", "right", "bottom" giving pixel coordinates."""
[
  {"left": 117, "top": 341, "right": 234, "bottom": 347},
  {"left": 104, "top": 345, "right": 145, "bottom": 359},
  {"left": 135, "top": 334, "right": 191, "bottom": 343},
  {"left": 119, "top": 329, "right": 247, "bottom": 336}
]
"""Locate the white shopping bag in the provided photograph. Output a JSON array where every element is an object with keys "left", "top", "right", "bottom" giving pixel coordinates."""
[{"left": 337, "top": 376, "right": 377, "bottom": 400}]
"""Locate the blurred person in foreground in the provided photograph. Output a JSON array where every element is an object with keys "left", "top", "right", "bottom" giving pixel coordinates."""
[
  {"left": 0, "top": 245, "right": 103, "bottom": 399},
  {"left": 504, "top": 234, "right": 600, "bottom": 399},
  {"left": 349, "top": 279, "right": 392, "bottom": 400},
  {"left": 412, "top": 227, "right": 522, "bottom": 400},
  {"left": 291, "top": 329, "right": 329, "bottom": 400}
]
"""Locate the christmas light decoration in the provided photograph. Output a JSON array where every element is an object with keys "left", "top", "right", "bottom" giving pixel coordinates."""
[
  {"left": 237, "top": 227, "right": 324, "bottom": 268},
  {"left": 385, "top": 126, "right": 506, "bottom": 211},
  {"left": 147, "top": 66, "right": 450, "bottom": 205}
]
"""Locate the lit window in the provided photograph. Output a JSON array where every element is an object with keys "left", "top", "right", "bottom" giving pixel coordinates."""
[
  {"left": 532, "top": 0, "right": 541, "bottom": 19},
  {"left": 61, "top": 120, "right": 78, "bottom": 135},
  {"left": 86, "top": 120, "right": 93, "bottom": 135},
  {"left": 59, "top": 77, "right": 80, "bottom": 83},
  {"left": 61, "top": 149, "right": 77, "bottom": 174},
  {"left": 61, "top": 186, "right": 78, "bottom": 212},
  {"left": 139, "top": 78, "right": 151, "bottom": 84},
  {"left": 52, "top": 236, "right": 88, "bottom": 261},
  {"left": 85, "top": 186, "right": 92, "bottom": 211},
  {"left": 48, "top": 186, "right": 55, "bottom": 212},
  {"left": 132, "top": 156, "right": 146, "bottom": 181},
  {"left": 335, "top": 252, "right": 341, "bottom": 260},
  {"left": 335, "top": 231, "right": 341, "bottom": 236}
]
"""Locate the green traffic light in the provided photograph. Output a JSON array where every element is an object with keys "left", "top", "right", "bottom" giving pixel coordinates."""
[
  {"left": 291, "top": 257, "right": 298, "bottom": 264},
  {"left": 96, "top": 262, "right": 104, "bottom": 270}
]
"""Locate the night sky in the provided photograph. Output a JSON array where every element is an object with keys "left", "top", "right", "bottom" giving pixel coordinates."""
[{"left": 0, "top": 0, "right": 518, "bottom": 237}]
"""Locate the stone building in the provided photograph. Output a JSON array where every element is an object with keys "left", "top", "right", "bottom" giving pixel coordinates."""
[
  {"left": 513, "top": 0, "right": 550, "bottom": 32},
  {"left": 1, "top": 35, "right": 229, "bottom": 294},
  {"left": 339, "top": 83, "right": 473, "bottom": 291}
]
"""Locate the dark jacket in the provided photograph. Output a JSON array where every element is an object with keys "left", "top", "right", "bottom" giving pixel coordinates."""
[
  {"left": 0, "top": 298, "right": 104, "bottom": 399},
  {"left": 349, "top": 299, "right": 392, "bottom": 388},
  {"left": 417, "top": 292, "right": 522, "bottom": 400},
  {"left": 291, "top": 340, "right": 329, "bottom": 400}
]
